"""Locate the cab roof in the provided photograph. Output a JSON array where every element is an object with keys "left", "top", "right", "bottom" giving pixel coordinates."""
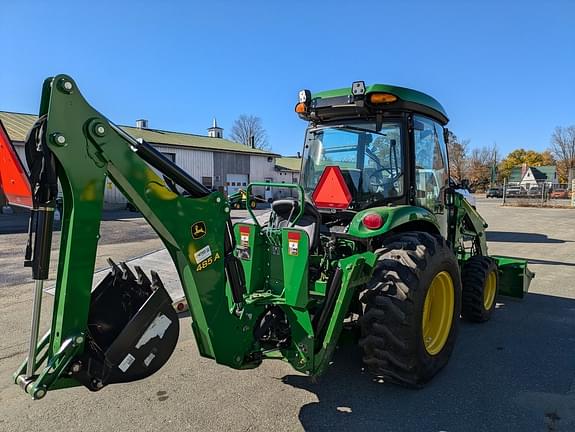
[{"left": 311, "top": 83, "right": 449, "bottom": 125}]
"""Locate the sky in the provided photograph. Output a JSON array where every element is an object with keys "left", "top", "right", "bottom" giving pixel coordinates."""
[{"left": 1, "top": 0, "right": 574, "bottom": 158}]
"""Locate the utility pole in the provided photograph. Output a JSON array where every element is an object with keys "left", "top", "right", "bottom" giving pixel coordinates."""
[{"left": 491, "top": 142, "right": 498, "bottom": 188}]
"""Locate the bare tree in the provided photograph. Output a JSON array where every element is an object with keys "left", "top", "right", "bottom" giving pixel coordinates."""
[
  {"left": 446, "top": 131, "right": 469, "bottom": 181},
  {"left": 550, "top": 126, "right": 575, "bottom": 183},
  {"left": 230, "top": 114, "right": 269, "bottom": 150},
  {"left": 467, "top": 144, "right": 498, "bottom": 189}
]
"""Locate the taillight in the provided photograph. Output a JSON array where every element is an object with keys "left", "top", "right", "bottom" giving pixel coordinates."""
[{"left": 362, "top": 213, "right": 383, "bottom": 230}]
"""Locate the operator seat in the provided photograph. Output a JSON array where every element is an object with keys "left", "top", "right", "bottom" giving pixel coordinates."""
[{"left": 271, "top": 198, "right": 321, "bottom": 252}]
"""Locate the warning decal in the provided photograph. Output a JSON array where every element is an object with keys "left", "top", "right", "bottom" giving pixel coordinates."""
[
  {"left": 118, "top": 353, "right": 135, "bottom": 372},
  {"left": 239, "top": 225, "right": 251, "bottom": 247},
  {"left": 194, "top": 244, "right": 212, "bottom": 264},
  {"left": 288, "top": 231, "right": 300, "bottom": 256}
]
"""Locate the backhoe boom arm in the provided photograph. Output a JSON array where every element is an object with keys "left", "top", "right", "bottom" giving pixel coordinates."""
[{"left": 13, "top": 75, "right": 255, "bottom": 398}]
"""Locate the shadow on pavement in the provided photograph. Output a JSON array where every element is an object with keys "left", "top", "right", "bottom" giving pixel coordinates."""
[
  {"left": 0, "top": 209, "right": 145, "bottom": 234},
  {"left": 283, "top": 292, "right": 575, "bottom": 432},
  {"left": 0, "top": 210, "right": 61, "bottom": 234},
  {"left": 527, "top": 258, "right": 575, "bottom": 267},
  {"left": 101, "top": 209, "right": 144, "bottom": 220},
  {"left": 486, "top": 231, "right": 568, "bottom": 244}
]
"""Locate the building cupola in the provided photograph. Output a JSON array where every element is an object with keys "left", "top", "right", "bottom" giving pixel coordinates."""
[{"left": 208, "top": 118, "right": 223, "bottom": 138}]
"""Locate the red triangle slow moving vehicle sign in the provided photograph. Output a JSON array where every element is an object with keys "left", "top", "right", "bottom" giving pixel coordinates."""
[
  {"left": 0, "top": 120, "right": 32, "bottom": 208},
  {"left": 311, "top": 165, "right": 352, "bottom": 209}
]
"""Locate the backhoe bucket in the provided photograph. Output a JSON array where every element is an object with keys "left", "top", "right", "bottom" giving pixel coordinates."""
[
  {"left": 72, "top": 260, "right": 180, "bottom": 391},
  {"left": 492, "top": 256, "right": 535, "bottom": 299}
]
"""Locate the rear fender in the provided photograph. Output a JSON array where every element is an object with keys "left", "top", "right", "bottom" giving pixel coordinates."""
[{"left": 347, "top": 205, "right": 440, "bottom": 238}]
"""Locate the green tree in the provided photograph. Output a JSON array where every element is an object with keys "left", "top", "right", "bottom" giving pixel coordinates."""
[{"left": 498, "top": 149, "right": 555, "bottom": 180}]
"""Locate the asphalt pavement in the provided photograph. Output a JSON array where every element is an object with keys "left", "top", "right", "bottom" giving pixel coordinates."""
[{"left": 0, "top": 199, "right": 573, "bottom": 431}]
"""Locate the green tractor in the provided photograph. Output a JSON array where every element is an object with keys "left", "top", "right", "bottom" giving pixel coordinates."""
[
  {"left": 228, "top": 188, "right": 259, "bottom": 210},
  {"left": 1, "top": 76, "right": 533, "bottom": 400}
]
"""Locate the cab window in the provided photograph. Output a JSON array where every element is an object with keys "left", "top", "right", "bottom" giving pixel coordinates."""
[{"left": 414, "top": 115, "right": 448, "bottom": 212}]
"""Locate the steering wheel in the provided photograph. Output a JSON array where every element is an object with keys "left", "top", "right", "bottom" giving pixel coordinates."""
[{"left": 368, "top": 168, "right": 401, "bottom": 193}]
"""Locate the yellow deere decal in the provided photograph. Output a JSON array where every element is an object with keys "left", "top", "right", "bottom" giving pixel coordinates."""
[{"left": 191, "top": 221, "right": 207, "bottom": 239}]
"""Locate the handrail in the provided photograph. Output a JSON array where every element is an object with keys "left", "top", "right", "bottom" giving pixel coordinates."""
[{"left": 245, "top": 182, "right": 305, "bottom": 227}]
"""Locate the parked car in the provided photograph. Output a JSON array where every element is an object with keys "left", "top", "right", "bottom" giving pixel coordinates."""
[
  {"left": 550, "top": 188, "right": 570, "bottom": 199},
  {"left": 505, "top": 186, "right": 523, "bottom": 198},
  {"left": 505, "top": 186, "right": 525, "bottom": 197},
  {"left": 528, "top": 186, "right": 542, "bottom": 196},
  {"left": 486, "top": 187, "right": 503, "bottom": 198}
]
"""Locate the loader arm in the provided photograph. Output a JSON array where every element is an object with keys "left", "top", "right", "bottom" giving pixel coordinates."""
[{"left": 449, "top": 191, "right": 489, "bottom": 257}]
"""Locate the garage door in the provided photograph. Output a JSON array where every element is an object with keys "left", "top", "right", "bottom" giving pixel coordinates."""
[{"left": 226, "top": 174, "right": 249, "bottom": 196}]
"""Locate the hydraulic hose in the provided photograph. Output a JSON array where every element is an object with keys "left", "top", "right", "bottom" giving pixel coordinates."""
[{"left": 118, "top": 133, "right": 247, "bottom": 305}]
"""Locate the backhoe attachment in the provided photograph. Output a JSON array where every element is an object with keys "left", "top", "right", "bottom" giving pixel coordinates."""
[
  {"left": 9, "top": 75, "right": 250, "bottom": 399},
  {"left": 8, "top": 75, "right": 368, "bottom": 400}
]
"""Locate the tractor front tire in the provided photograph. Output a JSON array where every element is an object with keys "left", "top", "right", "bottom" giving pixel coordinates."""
[
  {"left": 359, "top": 231, "right": 462, "bottom": 387},
  {"left": 461, "top": 255, "right": 499, "bottom": 322}
]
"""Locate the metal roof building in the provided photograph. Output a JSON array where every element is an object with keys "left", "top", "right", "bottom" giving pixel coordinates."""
[
  {"left": 508, "top": 164, "right": 559, "bottom": 189},
  {"left": 0, "top": 111, "right": 295, "bottom": 208}
]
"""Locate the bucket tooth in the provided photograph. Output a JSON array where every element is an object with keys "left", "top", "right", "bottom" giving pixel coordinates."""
[
  {"left": 119, "top": 262, "right": 135, "bottom": 282},
  {"left": 150, "top": 270, "right": 164, "bottom": 292},
  {"left": 134, "top": 265, "right": 151, "bottom": 288},
  {"left": 107, "top": 258, "right": 120, "bottom": 277}
]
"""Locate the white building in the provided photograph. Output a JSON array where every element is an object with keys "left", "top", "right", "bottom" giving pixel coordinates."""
[
  {"left": 270, "top": 156, "right": 302, "bottom": 201},
  {"left": 508, "top": 164, "right": 559, "bottom": 190},
  {"left": 0, "top": 112, "right": 289, "bottom": 208}
]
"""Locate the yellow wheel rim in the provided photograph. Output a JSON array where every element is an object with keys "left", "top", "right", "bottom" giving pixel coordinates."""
[
  {"left": 422, "top": 271, "right": 455, "bottom": 356},
  {"left": 483, "top": 270, "right": 497, "bottom": 310},
  {"left": 250, "top": 200, "right": 256, "bottom": 209}
]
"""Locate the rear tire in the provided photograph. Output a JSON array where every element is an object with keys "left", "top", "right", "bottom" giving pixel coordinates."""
[
  {"left": 461, "top": 255, "right": 499, "bottom": 322},
  {"left": 359, "top": 231, "right": 462, "bottom": 387}
]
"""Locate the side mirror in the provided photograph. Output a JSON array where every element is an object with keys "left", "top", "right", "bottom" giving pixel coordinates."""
[{"left": 445, "top": 187, "right": 455, "bottom": 207}]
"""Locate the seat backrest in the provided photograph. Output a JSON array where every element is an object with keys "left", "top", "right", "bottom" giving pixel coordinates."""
[{"left": 271, "top": 198, "right": 321, "bottom": 252}]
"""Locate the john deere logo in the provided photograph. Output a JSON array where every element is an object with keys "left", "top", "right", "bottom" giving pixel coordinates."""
[{"left": 191, "top": 221, "right": 206, "bottom": 239}]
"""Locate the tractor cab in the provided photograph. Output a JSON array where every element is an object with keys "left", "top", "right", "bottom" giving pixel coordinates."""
[
  {"left": 301, "top": 120, "right": 404, "bottom": 210},
  {"left": 296, "top": 81, "right": 450, "bottom": 219}
]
